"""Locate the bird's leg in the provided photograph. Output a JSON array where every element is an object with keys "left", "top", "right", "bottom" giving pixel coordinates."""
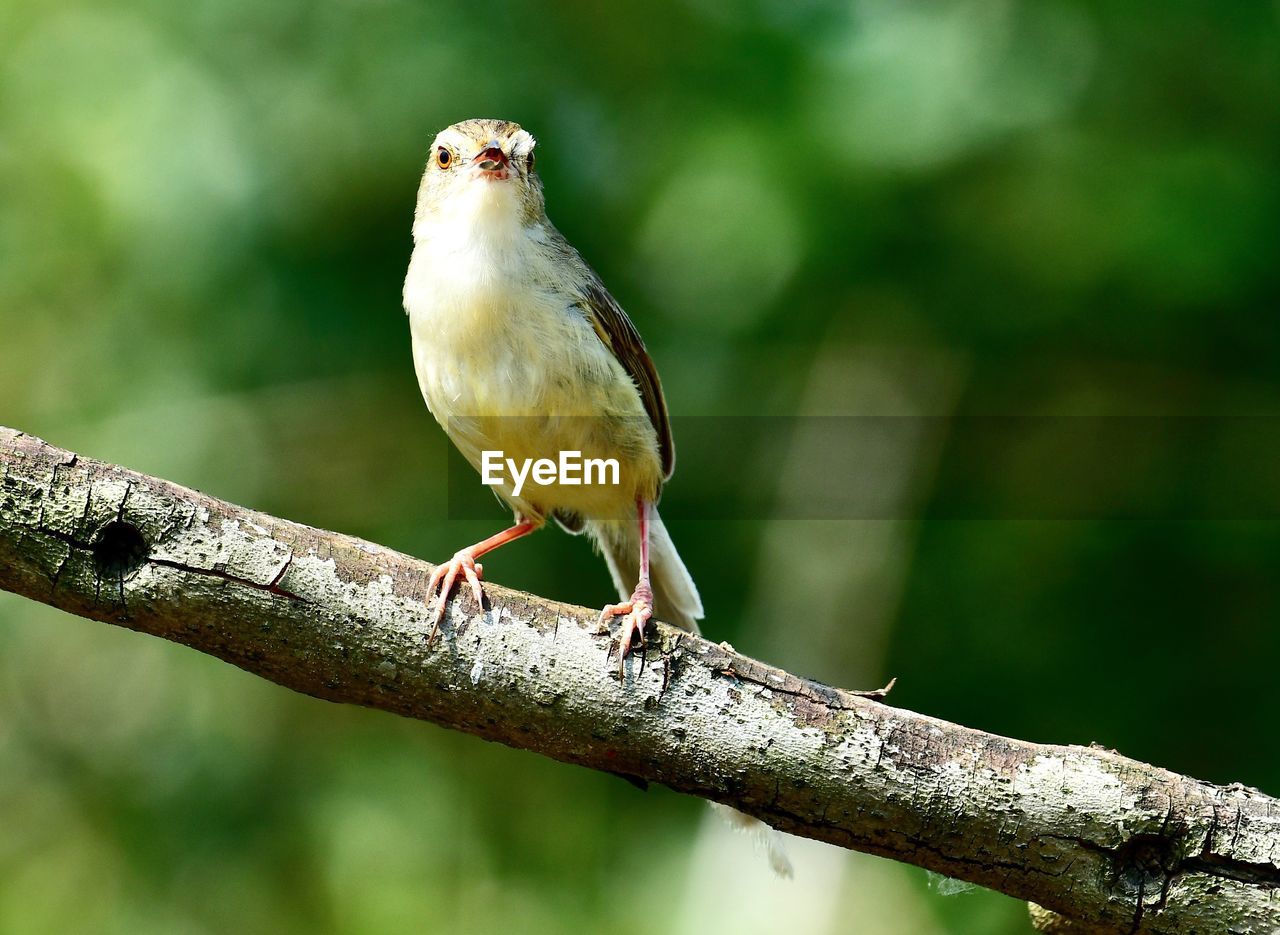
[
  {"left": 426, "top": 518, "right": 537, "bottom": 640},
  {"left": 599, "top": 499, "right": 654, "bottom": 678}
]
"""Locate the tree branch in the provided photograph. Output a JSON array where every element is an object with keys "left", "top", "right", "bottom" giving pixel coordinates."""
[{"left": 1, "top": 425, "right": 1276, "bottom": 933}]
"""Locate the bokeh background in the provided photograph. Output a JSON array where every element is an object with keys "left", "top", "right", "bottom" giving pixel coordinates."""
[{"left": 2, "top": 1, "right": 1279, "bottom": 932}]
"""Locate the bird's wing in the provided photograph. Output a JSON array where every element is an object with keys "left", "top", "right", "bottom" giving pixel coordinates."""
[{"left": 576, "top": 278, "right": 675, "bottom": 481}]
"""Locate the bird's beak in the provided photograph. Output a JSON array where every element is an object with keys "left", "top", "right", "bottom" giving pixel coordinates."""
[{"left": 474, "top": 140, "right": 509, "bottom": 173}]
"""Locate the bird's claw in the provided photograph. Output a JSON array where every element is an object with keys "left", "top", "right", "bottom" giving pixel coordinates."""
[
  {"left": 600, "top": 585, "right": 654, "bottom": 679},
  {"left": 426, "top": 550, "right": 485, "bottom": 642}
]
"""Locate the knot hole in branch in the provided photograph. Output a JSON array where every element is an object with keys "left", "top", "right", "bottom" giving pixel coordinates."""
[
  {"left": 92, "top": 520, "right": 149, "bottom": 577},
  {"left": 1113, "top": 832, "right": 1179, "bottom": 903}
]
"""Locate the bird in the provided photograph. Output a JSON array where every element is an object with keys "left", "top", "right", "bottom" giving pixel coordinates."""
[
  {"left": 402, "top": 118, "right": 790, "bottom": 876},
  {"left": 402, "top": 117, "right": 701, "bottom": 665}
]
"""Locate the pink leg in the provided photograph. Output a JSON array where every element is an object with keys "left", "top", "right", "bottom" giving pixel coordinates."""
[
  {"left": 598, "top": 499, "right": 654, "bottom": 678},
  {"left": 426, "top": 518, "right": 537, "bottom": 641}
]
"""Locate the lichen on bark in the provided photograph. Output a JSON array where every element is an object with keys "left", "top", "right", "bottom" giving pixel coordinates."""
[{"left": 1, "top": 426, "right": 1277, "bottom": 934}]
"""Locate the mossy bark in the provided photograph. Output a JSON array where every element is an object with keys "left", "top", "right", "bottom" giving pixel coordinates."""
[{"left": 1, "top": 426, "right": 1276, "bottom": 934}]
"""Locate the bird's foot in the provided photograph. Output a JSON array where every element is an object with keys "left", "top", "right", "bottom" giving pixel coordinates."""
[
  {"left": 425, "top": 550, "right": 485, "bottom": 642},
  {"left": 599, "top": 583, "right": 654, "bottom": 678}
]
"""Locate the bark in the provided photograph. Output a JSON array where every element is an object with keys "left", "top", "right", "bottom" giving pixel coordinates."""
[{"left": 0, "top": 425, "right": 1276, "bottom": 934}]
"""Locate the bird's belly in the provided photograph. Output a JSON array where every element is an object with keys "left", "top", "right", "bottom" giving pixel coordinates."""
[{"left": 406, "top": 264, "right": 661, "bottom": 518}]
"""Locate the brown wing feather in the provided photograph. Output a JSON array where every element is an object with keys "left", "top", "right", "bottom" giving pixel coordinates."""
[{"left": 578, "top": 280, "right": 675, "bottom": 481}]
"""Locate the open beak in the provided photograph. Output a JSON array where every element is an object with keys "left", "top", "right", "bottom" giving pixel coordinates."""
[{"left": 473, "top": 140, "right": 510, "bottom": 178}]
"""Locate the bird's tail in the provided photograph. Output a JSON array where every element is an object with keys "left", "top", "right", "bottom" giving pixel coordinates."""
[
  {"left": 587, "top": 507, "right": 703, "bottom": 634},
  {"left": 586, "top": 509, "right": 793, "bottom": 879}
]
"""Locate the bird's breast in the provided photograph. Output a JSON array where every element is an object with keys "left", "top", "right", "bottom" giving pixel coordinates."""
[
  {"left": 403, "top": 232, "right": 663, "bottom": 515},
  {"left": 405, "top": 242, "right": 580, "bottom": 415}
]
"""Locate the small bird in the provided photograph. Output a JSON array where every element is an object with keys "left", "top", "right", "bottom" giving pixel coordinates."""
[
  {"left": 403, "top": 118, "right": 790, "bottom": 876},
  {"left": 402, "top": 117, "right": 701, "bottom": 664}
]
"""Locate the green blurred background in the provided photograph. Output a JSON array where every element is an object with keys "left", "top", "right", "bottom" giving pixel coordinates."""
[{"left": 2, "top": 1, "right": 1278, "bottom": 932}]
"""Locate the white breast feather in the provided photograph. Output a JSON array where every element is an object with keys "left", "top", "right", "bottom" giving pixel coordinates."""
[{"left": 403, "top": 180, "right": 660, "bottom": 519}]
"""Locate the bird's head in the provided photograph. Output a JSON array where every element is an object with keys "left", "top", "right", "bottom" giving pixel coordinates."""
[{"left": 412, "top": 118, "right": 543, "bottom": 238}]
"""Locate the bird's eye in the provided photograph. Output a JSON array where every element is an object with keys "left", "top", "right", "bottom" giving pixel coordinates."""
[
  {"left": 436, "top": 147, "right": 453, "bottom": 169},
  {"left": 526, "top": 151, "right": 535, "bottom": 172}
]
